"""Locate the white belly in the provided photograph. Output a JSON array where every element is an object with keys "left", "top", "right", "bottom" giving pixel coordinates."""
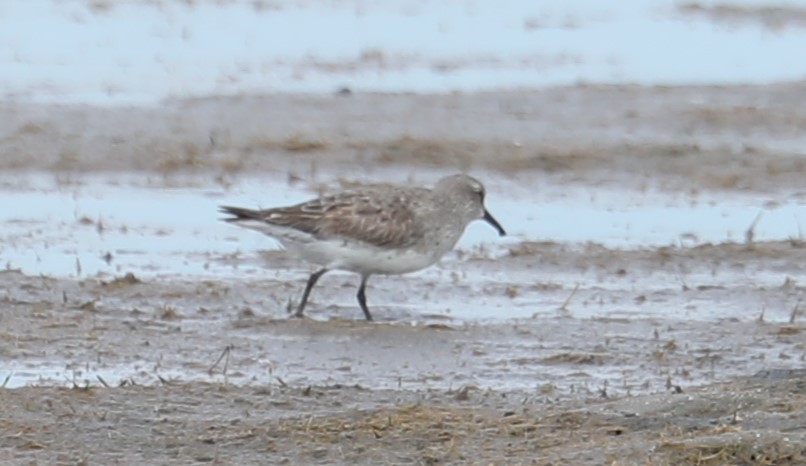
[{"left": 286, "top": 238, "right": 438, "bottom": 275}]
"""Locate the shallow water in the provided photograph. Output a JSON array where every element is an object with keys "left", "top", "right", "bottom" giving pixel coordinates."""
[
  {"left": 2, "top": 173, "right": 803, "bottom": 280},
  {"left": 2, "top": 171, "right": 803, "bottom": 393},
  {"left": 2, "top": 7, "right": 805, "bottom": 457},
  {"left": 3, "top": 0, "right": 806, "bottom": 103}
]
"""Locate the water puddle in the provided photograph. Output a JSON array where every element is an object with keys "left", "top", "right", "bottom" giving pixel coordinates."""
[
  {"left": 3, "top": 1, "right": 806, "bottom": 103},
  {"left": 2, "top": 173, "right": 803, "bottom": 391},
  {"left": 1, "top": 173, "right": 803, "bottom": 279}
]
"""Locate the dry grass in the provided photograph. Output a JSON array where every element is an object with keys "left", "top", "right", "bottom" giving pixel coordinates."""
[
  {"left": 659, "top": 432, "right": 806, "bottom": 466},
  {"left": 366, "top": 137, "right": 606, "bottom": 173},
  {"left": 270, "top": 403, "right": 599, "bottom": 463},
  {"left": 100, "top": 272, "right": 141, "bottom": 289},
  {"left": 678, "top": 2, "right": 806, "bottom": 30},
  {"left": 541, "top": 352, "right": 611, "bottom": 365},
  {"left": 372, "top": 136, "right": 478, "bottom": 168},
  {"left": 266, "top": 398, "right": 806, "bottom": 465},
  {"left": 87, "top": 0, "right": 114, "bottom": 14},
  {"left": 10, "top": 122, "right": 46, "bottom": 136},
  {"left": 247, "top": 134, "right": 329, "bottom": 153},
  {"left": 156, "top": 143, "right": 205, "bottom": 171},
  {"left": 279, "top": 135, "right": 329, "bottom": 153}
]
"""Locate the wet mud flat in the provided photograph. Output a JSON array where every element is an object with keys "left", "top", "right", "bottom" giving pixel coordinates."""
[
  {"left": 0, "top": 374, "right": 805, "bottom": 465},
  {"left": 1, "top": 84, "right": 806, "bottom": 464},
  {"left": 2, "top": 83, "right": 806, "bottom": 193},
  {"left": 2, "top": 239, "right": 806, "bottom": 465}
]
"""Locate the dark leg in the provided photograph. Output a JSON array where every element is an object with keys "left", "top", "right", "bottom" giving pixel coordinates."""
[
  {"left": 356, "top": 274, "right": 373, "bottom": 321},
  {"left": 294, "top": 268, "right": 328, "bottom": 318}
]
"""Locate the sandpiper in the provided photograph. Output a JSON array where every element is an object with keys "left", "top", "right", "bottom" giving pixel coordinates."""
[{"left": 220, "top": 174, "right": 505, "bottom": 321}]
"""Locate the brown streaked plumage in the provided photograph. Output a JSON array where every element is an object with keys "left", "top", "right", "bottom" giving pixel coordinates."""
[
  {"left": 220, "top": 174, "right": 505, "bottom": 321},
  {"left": 227, "top": 190, "right": 425, "bottom": 249}
]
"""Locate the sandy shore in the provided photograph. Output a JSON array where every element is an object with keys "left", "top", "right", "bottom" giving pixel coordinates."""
[{"left": 1, "top": 85, "right": 805, "bottom": 464}]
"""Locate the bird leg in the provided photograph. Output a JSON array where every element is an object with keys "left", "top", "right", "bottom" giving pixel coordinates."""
[
  {"left": 356, "top": 275, "right": 373, "bottom": 321},
  {"left": 294, "top": 268, "right": 328, "bottom": 317}
]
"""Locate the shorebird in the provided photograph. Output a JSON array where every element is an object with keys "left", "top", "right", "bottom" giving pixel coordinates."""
[{"left": 220, "top": 174, "right": 505, "bottom": 321}]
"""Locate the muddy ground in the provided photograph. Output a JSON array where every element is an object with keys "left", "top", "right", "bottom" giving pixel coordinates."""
[{"left": 2, "top": 84, "right": 806, "bottom": 465}]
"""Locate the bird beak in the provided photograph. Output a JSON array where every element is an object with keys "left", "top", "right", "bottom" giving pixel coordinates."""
[{"left": 483, "top": 209, "right": 506, "bottom": 236}]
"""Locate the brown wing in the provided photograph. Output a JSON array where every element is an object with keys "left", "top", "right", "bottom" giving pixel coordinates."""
[{"left": 262, "top": 190, "right": 425, "bottom": 248}]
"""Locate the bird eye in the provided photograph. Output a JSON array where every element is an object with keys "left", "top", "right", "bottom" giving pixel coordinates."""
[{"left": 466, "top": 178, "right": 485, "bottom": 200}]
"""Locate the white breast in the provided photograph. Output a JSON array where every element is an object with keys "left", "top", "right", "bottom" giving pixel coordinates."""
[{"left": 286, "top": 238, "right": 439, "bottom": 275}]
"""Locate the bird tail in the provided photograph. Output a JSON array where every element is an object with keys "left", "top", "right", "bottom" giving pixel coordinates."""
[{"left": 219, "top": 205, "right": 263, "bottom": 222}]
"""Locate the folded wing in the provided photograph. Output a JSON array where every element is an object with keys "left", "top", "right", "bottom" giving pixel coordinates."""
[{"left": 220, "top": 191, "right": 424, "bottom": 249}]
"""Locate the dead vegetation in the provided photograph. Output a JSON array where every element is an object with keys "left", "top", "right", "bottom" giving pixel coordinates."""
[
  {"left": 270, "top": 403, "right": 601, "bottom": 463},
  {"left": 4, "top": 85, "right": 806, "bottom": 193},
  {"left": 263, "top": 377, "right": 806, "bottom": 465},
  {"left": 0, "top": 380, "right": 804, "bottom": 465},
  {"left": 507, "top": 239, "right": 806, "bottom": 272},
  {"left": 678, "top": 2, "right": 806, "bottom": 30},
  {"left": 659, "top": 431, "right": 805, "bottom": 466},
  {"left": 1, "top": 257, "right": 805, "bottom": 464},
  {"left": 100, "top": 272, "right": 141, "bottom": 289}
]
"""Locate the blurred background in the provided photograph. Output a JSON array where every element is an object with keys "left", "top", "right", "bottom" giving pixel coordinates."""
[
  {"left": 3, "top": 0, "right": 806, "bottom": 103},
  {"left": 2, "top": 5, "right": 806, "bottom": 462},
  {"left": 1, "top": 0, "right": 805, "bottom": 279}
]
